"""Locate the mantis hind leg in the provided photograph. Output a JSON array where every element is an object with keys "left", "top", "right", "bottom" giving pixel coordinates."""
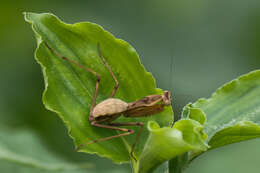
[
  {"left": 108, "top": 122, "right": 144, "bottom": 161},
  {"left": 43, "top": 42, "right": 101, "bottom": 121},
  {"left": 75, "top": 122, "right": 134, "bottom": 157},
  {"left": 97, "top": 44, "right": 119, "bottom": 98},
  {"left": 75, "top": 121, "right": 144, "bottom": 161}
]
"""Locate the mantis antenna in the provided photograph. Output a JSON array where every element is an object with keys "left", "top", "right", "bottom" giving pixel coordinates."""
[
  {"left": 170, "top": 56, "right": 173, "bottom": 97},
  {"left": 170, "top": 56, "right": 175, "bottom": 128}
]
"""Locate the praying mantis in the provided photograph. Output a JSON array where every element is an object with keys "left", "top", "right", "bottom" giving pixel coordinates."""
[{"left": 44, "top": 42, "right": 172, "bottom": 161}]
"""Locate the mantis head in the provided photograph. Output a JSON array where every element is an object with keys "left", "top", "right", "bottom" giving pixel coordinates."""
[{"left": 162, "top": 90, "right": 171, "bottom": 106}]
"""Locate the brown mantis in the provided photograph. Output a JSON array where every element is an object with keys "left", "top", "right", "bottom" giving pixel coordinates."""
[{"left": 44, "top": 42, "right": 172, "bottom": 161}]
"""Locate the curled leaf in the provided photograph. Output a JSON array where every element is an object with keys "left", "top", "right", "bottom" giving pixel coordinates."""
[
  {"left": 182, "top": 103, "right": 206, "bottom": 125},
  {"left": 138, "top": 120, "right": 208, "bottom": 173}
]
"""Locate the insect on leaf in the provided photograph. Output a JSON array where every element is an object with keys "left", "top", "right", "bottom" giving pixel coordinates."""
[{"left": 24, "top": 12, "right": 173, "bottom": 164}]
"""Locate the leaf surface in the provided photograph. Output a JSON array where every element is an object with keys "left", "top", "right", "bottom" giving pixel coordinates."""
[
  {"left": 185, "top": 70, "right": 260, "bottom": 152},
  {"left": 0, "top": 125, "right": 93, "bottom": 173}
]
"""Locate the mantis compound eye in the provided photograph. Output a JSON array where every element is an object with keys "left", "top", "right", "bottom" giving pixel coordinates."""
[{"left": 163, "top": 90, "right": 171, "bottom": 106}]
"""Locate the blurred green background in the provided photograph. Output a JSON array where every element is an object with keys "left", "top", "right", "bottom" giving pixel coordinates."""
[{"left": 1, "top": 0, "right": 260, "bottom": 172}]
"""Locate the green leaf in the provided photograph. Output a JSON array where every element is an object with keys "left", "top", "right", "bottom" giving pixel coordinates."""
[
  {"left": 182, "top": 103, "right": 207, "bottom": 125},
  {"left": 24, "top": 11, "right": 173, "bottom": 167},
  {"left": 138, "top": 120, "right": 208, "bottom": 173},
  {"left": 208, "top": 121, "right": 260, "bottom": 148},
  {"left": 0, "top": 125, "right": 94, "bottom": 173},
  {"left": 187, "top": 70, "right": 260, "bottom": 151}
]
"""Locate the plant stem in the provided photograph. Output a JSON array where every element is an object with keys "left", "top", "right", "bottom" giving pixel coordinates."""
[{"left": 168, "top": 153, "right": 188, "bottom": 173}]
